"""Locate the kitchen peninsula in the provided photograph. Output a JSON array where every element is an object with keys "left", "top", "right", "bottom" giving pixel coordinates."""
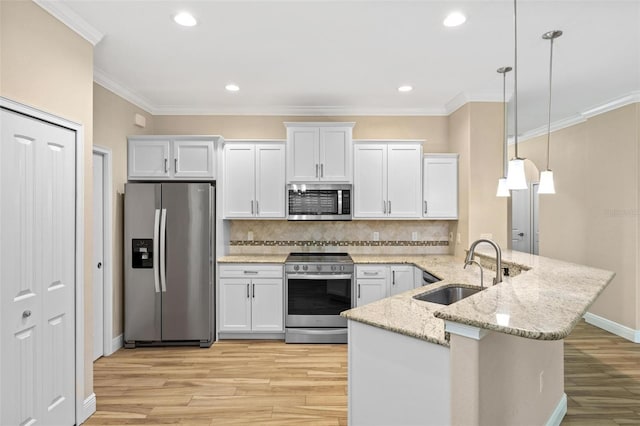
[{"left": 342, "top": 248, "right": 615, "bottom": 426}]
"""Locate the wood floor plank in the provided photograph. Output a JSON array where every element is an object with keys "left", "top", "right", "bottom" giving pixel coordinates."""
[{"left": 86, "top": 320, "right": 639, "bottom": 425}]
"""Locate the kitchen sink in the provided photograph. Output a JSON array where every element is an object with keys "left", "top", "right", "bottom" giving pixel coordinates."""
[{"left": 413, "top": 285, "right": 481, "bottom": 305}]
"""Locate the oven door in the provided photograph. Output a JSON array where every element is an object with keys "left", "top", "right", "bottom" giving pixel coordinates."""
[{"left": 285, "top": 273, "right": 353, "bottom": 328}]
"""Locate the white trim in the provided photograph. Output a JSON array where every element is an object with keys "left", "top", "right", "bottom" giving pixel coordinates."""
[
  {"left": 444, "top": 90, "right": 505, "bottom": 115},
  {"left": 517, "top": 91, "right": 640, "bottom": 143},
  {"left": 545, "top": 393, "right": 567, "bottom": 426},
  {"left": 354, "top": 138, "right": 425, "bottom": 143},
  {"left": 92, "top": 146, "right": 115, "bottom": 357},
  {"left": 81, "top": 393, "right": 97, "bottom": 424},
  {"left": 0, "top": 96, "right": 89, "bottom": 426},
  {"left": 152, "top": 105, "right": 448, "bottom": 116},
  {"left": 583, "top": 312, "right": 640, "bottom": 343},
  {"left": 93, "top": 69, "right": 155, "bottom": 114},
  {"left": 444, "top": 321, "right": 489, "bottom": 340},
  {"left": 283, "top": 121, "right": 356, "bottom": 128},
  {"left": 32, "top": 0, "right": 104, "bottom": 46},
  {"left": 111, "top": 334, "right": 124, "bottom": 354}
]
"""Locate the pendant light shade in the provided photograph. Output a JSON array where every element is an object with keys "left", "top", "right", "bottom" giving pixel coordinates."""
[
  {"left": 538, "top": 170, "right": 556, "bottom": 194},
  {"left": 507, "top": 158, "right": 527, "bottom": 190},
  {"left": 496, "top": 177, "right": 511, "bottom": 197}
]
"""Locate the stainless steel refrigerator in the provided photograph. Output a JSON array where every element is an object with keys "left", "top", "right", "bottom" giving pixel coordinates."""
[{"left": 124, "top": 183, "right": 215, "bottom": 348}]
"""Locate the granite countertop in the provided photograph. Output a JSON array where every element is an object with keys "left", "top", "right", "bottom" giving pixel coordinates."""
[
  {"left": 216, "top": 251, "right": 615, "bottom": 346},
  {"left": 343, "top": 249, "right": 615, "bottom": 345}
]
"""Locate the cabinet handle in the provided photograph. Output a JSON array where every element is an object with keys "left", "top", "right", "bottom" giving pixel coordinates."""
[
  {"left": 363, "top": 271, "right": 378, "bottom": 276},
  {"left": 251, "top": 200, "right": 254, "bottom": 215},
  {"left": 357, "top": 284, "right": 361, "bottom": 299},
  {"left": 243, "top": 270, "right": 258, "bottom": 274},
  {"left": 174, "top": 158, "right": 178, "bottom": 173},
  {"left": 320, "top": 163, "right": 324, "bottom": 178},
  {"left": 246, "top": 283, "right": 250, "bottom": 298},
  {"left": 252, "top": 283, "right": 255, "bottom": 298},
  {"left": 383, "top": 200, "right": 387, "bottom": 214},
  {"left": 388, "top": 201, "right": 391, "bottom": 214},
  {"left": 256, "top": 200, "right": 259, "bottom": 215},
  {"left": 392, "top": 271, "right": 396, "bottom": 286},
  {"left": 164, "top": 158, "right": 168, "bottom": 173},
  {"left": 424, "top": 201, "right": 428, "bottom": 215},
  {"left": 315, "top": 164, "right": 319, "bottom": 178}
]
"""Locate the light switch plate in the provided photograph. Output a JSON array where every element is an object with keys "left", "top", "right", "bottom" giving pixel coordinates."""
[
  {"left": 247, "top": 231, "right": 254, "bottom": 241},
  {"left": 412, "top": 231, "right": 418, "bottom": 241},
  {"left": 373, "top": 232, "right": 379, "bottom": 241}
]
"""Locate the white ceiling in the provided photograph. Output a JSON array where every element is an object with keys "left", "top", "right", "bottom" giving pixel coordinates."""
[{"left": 43, "top": 0, "right": 639, "bottom": 134}]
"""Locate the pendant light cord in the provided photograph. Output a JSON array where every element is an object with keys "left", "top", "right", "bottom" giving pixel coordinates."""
[
  {"left": 502, "top": 71, "right": 508, "bottom": 175},
  {"left": 513, "top": 0, "right": 519, "bottom": 159},
  {"left": 546, "top": 37, "right": 555, "bottom": 170}
]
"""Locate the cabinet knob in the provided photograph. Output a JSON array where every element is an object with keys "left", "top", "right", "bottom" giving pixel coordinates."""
[{"left": 23, "top": 310, "right": 32, "bottom": 318}]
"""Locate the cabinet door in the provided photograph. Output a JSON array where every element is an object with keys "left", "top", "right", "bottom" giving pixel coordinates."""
[
  {"left": 287, "top": 127, "right": 319, "bottom": 182},
  {"left": 251, "top": 278, "right": 284, "bottom": 332},
  {"left": 389, "top": 265, "right": 415, "bottom": 296},
  {"left": 354, "top": 144, "right": 387, "bottom": 218},
  {"left": 356, "top": 278, "right": 388, "bottom": 306},
  {"left": 173, "top": 140, "right": 215, "bottom": 179},
  {"left": 387, "top": 144, "right": 422, "bottom": 218},
  {"left": 223, "top": 144, "right": 256, "bottom": 218},
  {"left": 319, "top": 127, "right": 351, "bottom": 182},
  {"left": 128, "top": 139, "right": 170, "bottom": 179},
  {"left": 424, "top": 156, "right": 458, "bottom": 219},
  {"left": 255, "top": 144, "right": 285, "bottom": 218},
  {"left": 219, "top": 279, "right": 252, "bottom": 332}
]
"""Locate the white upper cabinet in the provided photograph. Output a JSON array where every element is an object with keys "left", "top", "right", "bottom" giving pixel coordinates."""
[
  {"left": 223, "top": 141, "right": 285, "bottom": 219},
  {"left": 423, "top": 154, "right": 458, "bottom": 219},
  {"left": 128, "top": 136, "right": 219, "bottom": 181},
  {"left": 285, "top": 122, "right": 354, "bottom": 183},
  {"left": 354, "top": 141, "right": 422, "bottom": 219}
]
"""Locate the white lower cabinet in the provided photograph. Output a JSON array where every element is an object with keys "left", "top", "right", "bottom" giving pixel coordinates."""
[
  {"left": 219, "top": 265, "right": 283, "bottom": 335},
  {"left": 356, "top": 264, "right": 418, "bottom": 306}
]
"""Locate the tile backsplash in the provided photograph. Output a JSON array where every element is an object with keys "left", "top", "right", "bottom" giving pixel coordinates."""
[{"left": 228, "top": 220, "right": 451, "bottom": 255}]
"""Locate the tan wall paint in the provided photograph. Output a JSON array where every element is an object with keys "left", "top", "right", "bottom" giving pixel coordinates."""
[
  {"left": 0, "top": 0, "right": 94, "bottom": 397},
  {"left": 518, "top": 104, "right": 639, "bottom": 330},
  {"left": 152, "top": 115, "right": 450, "bottom": 153},
  {"left": 448, "top": 103, "right": 508, "bottom": 258},
  {"left": 93, "top": 83, "right": 155, "bottom": 338},
  {"left": 450, "top": 332, "right": 564, "bottom": 425}
]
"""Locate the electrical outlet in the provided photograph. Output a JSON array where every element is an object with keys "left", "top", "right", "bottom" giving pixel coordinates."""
[
  {"left": 412, "top": 231, "right": 418, "bottom": 241},
  {"left": 373, "top": 232, "right": 379, "bottom": 241},
  {"left": 480, "top": 233, "right": 493, "bottom": 239},
  {"left": 449, "top": 232, "right": 453, "bottom": 241},
  {"left": 457, "top": 233, "right": 461, "bottom": 244},
  {"left": 247, "top": 231, "right": 254, "bottom": 241},
  {"left": 539, "top": 371, "right": 544, "bottom": 393}
]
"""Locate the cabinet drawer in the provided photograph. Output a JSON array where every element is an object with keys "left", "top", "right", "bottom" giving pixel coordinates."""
[
  {"left": 356, "top": 265, "right": 388, "bottom": 279},
  {"left": 219, "top": 264, "right": 283, "bottom": 278}
]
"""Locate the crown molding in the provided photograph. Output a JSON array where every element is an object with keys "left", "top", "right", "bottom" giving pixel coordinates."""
[
  {"left": 34, "top": 0, "right": 104, "bottom": 46},
  {"left": 444, "top": 91, "right": 505, "bottom": 115},
  {"left": 93, "top": 68, "right": 155, "bottom": 114},
  {"left": 150, "top": 105, "right": 448, "bottom": 116},
  {"left": 517, "top": 91, "right": 640, "bottom": 143}
]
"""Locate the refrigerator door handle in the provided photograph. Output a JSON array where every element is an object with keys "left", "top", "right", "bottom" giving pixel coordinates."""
[
  {"left": 160, "top": 208, "right": 168, "bottom": 292},
  {"left": 153, "top": 209, "right": 161, "bottom": 293}
]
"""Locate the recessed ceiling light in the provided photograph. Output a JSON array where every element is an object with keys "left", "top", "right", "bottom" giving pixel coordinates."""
[
  {"left": 225, "top": 84, "right": 240, "bottom": 92},
  {"left": 443, "top": 11, "right": 466, "bottom": 27},
  {"left": 398, "top": 85, "right": 413, "bottom": 93},
  {"left": 174, "top": 12, "right": 197, "bottom": 27}
]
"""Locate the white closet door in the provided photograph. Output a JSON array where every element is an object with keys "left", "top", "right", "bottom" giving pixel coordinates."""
[
  {"left": 93, "top": 152, "right": 104, "bottom": 361},
  {"left": 1, "top": 109, "right": 76, "bottom": 426}
]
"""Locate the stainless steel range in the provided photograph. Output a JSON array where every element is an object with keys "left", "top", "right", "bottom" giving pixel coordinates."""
[{"left": 285, "top": 252, "right": 354, "bottom": 343}]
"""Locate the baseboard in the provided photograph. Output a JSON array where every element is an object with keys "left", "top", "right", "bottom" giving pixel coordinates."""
[
  {"left": 110, "top": 333, "right": 123, "bottom": 354},
  {"left": 545, "top": 393, "right": 567, "bottom": 426},
  {"left": 80, "top": 392, "right": 96, "bottom": 424},
  {"left": 583, "top": 312, "right": 640, "bottom": 343}
]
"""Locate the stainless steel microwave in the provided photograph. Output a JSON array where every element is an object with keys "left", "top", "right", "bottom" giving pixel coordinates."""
[{"left": 287, "top": 183, "right": 352, "bottom": 221}]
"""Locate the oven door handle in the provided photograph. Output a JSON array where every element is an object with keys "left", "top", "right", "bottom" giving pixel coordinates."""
[{"left": 286, "top": 274, "right": 353, "bottom": 280}]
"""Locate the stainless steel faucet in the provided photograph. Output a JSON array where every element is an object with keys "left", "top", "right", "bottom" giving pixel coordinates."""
[
  {"left": 463, "top": 259, "right": 485, "bottom": 289},
  {"left": 464, "top": 239, "right": 503, "bottom": 285}
]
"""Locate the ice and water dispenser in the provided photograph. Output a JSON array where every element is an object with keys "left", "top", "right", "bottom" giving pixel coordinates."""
[{"left": 132, "top": 239, "right": 154, "bottom": 268}]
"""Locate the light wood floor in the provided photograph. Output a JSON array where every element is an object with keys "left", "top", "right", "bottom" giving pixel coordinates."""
[{"left": 87, "top": 321, "right": 640, "bottom": 425}]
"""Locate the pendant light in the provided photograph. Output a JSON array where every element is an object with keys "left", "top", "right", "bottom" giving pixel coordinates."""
[
  {"left": 538, "top": 30, "right": 563, "bottom": 194},
  {"left": 506, "top": 0, "right": 528, "bottom": 190},
  {"left": 496, "top": 66, "right": 512, "bottom": 197}
]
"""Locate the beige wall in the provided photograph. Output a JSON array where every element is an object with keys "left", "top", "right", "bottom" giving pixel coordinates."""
[
  {"left": 0, "top": 0, "right": 95, "bottom": 397},
  {"left": 153, "top": 115, "right": 450, "bottom": 153},
  {"left": 93, "top": 83, "right": 154, "bottom": 338},
  {"left": 448, "top": 103, "right": 508, "bottom": 258},
  {"left": 518, "top": 104, "right": 639, "bottom": 330}
]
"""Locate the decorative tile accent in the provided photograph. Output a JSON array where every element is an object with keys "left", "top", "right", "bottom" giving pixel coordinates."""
[{"left": 230, "top": 240, "right": 449, "bottom": 247}]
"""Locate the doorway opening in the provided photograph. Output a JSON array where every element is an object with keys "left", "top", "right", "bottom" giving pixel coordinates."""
[{"left": 510, "top": 159, "right": 540, "bottom": 255}]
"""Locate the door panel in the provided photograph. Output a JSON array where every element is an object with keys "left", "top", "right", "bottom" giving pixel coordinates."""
[
  {"left": 511, "top": 188, "right": 532, "bottom": 253},
  {"left": 219, "top": 279, "right": 252, "bottom": 331},
  {"left": 124, "top": 183, "right": 162, "bottom": 343},
  {"left": 319, "top": 127, "right": 350, "bottom": 181},
  {"left": 93, "top": 152, "right": 104, "bottom": 360},
  {"left": 255, "top": 144, "right": 285, "bottom": 218},
  {"left": 128, "top": 139, "right": 170, "bottom": 178},
  {"left": 387, "top": 145, "right": 421, "bottom": 218},
  {"left": 288, "top": 128, "right": 319, "bottom": 182},
  {"left": 173, "top": 140, "right": 215, "bottom": 179},
  {"left": 1, "top": 108, "right": 75, "bottom": 425},
  {"left": 223, "top": 144, "right": 255, "bottom": 217},
  {"left": 354, "top": 144, "right": 387, "bottom": 217},
  {"left": 251, "top": 279, "right": 283, "bottom": 332},
  {"left": 162, "top": 183, "right": 211, "bottom": 341}
]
